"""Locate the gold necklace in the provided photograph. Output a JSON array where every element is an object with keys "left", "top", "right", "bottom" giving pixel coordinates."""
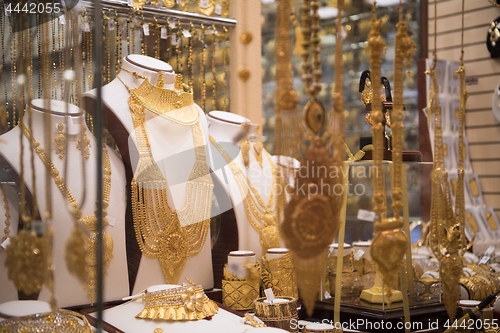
[
  {"left": 21, "top": 122, "right": 113, "bottom": 304},
  {"left": 209, "top": 136, "right": 284, "bottom": 254},
  {"left": 118, "top": 73, "right": 213, "bottom": 284},
  {"left": 0, "top": 184, "right": 10, "bottom": 242}
]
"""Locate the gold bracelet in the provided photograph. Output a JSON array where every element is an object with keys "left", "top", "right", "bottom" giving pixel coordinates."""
[
  {"left": 0, "top": 309, "right": 91, "bottom": 332},
  {"left": 253, "top": 297, "right": 298, "bottom": 331},
  {"left": 460, "top": 277, "right": 481, "bottom": 301},
  {"left": 135, "top": 282, "right": 218, "bottom": 321},
  {"left": 470, "top": 275, "right": 493, "bottom": 300},
  {"left": 262, "top": 253, "right": 298, "bottom": 300}
]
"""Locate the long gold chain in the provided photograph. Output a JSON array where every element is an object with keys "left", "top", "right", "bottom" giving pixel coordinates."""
[
  {"left": 118, "top": 75, "right": 213, "bottom": 284},
  {"left": 300, "top": 0, "right": 322, "bottom": 98},
  {"left": 21, "top": 122, "right": 113, "bottom": 304},
  {"left": 209, "top": 136, "right": 284, "bottom": 254},
  {"left": 0, "top": 184, "right": 10, "bottom": 242}
]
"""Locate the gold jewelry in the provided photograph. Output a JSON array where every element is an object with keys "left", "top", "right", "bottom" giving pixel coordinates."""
[
  {"left": 253, "top": 297, "right": 299, "bottom": 331},
  {"left": 164, "top": 0, "right": 175, "bottom": 7},
  {"left": 154, "top": 328, "right": 163, "bottom": 333},
  {"left": 261, "top": 252, "right": 298, "bottom": 299},
  {"left": 0, "top": 309, "right": 92, "bottom": 332},
  {"left": 253, "top": 126, "right": 263, "bottom": 168},
  {"left": 222, "top": 263, "right": 261, "bottom": 310},
  {"left": 21, "top": 123, "right": 113, "bottom": 304},
  {"left": 239, "top": 137, "right": 250, "bottom": 169},
  {"left": 488, "top": 0, "right": 500, "bottom": 6},
  {"left": 53, "top": 122, "right": 66, "bottom": 159},
  {"left": 77, "top": 125, "right": 91, "bottom": 159},
  {"left": 0, "top": 184, "right": 11, "bottom": 242},
  {"left": 210, "top": 136, "right": 283, "bottom": 255},
  {"left": 244, "top": 313, "right": 266, "bottom": 328},
  {"left": 198, "top": 0, "right": 215, "bottom": 16},
  {"left": 118, "top": 74, "right": 213, "bottom": 284},
  {"left": 470, "top": 275, "right": 492, "bottom": 300},
  {"left": 222, "top": 26, "right": 229, "bottom": 111},
  {"left": 136, "top": 281, "right": 219, "bottom": 320}
]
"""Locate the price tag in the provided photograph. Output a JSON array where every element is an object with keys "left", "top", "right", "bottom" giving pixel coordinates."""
[
  {"left": 143, "top": 23, "right": 149, "bottom": 36},
  {"left": 59, "top": 15, "right": 66, "bottom": 25},
  {"left": 128, "top": 0, "right": 134, "bottom": 6},
  {"left": 182, "top": 30, "right": 192, "bottom": 38},
  {"left": 215, "top": 4, "right": 222, "bottom": 15},
  {"left": 84, "top": 22, "right": 90, "bottom": 32},
  {"left": 357, "top": 209, "right": 376, "bottom": 222},
  {"left": 324, "top": 291, "right": 332, "bottom": 299},
  {"left": 199, "top": 0, "right": 209, "bottom": 8},
  {"left": 1, "top": 237, "right": 10, "bottom": 249},
  {"left": 485, "top": 246, "right": 495, "bottom": 256},
  {"left": 480, "top": 256, "right": 491, "bottom": 265},
  {"left": 171, "top": 35, "right": 177, "bottom": 45},
  {"left": 5, "top": 5, "right": 10, "bottom": 17},
  {"left": 161, "top": 27, "right": 167, "bottom": 39},
  {"left": 264, "top": 288, "right": 275, "bottom": 302},
  {"left": 198, "top": 31, "right": 203, "bottom": 41},
  {"left": 108, "top": 19, "right": 115, "bottom": 31},
  {"left": 108, "top": 216, "right": 116, "bottom": 227},
  {"left": 248, "top": 134, "right": 259, "bottom": 143},
  {"left": 169, "top": 21, "right": 176, "bottom": 29},
  {"left": 354, "top": 249, "right": 365, "bottom": 261}
]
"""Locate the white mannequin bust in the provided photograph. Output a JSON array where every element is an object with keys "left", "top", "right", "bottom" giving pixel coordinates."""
[
  {"left": 82, "top": 55, "right": 214, "bottom": 293},
  {"left": 207, "top": 111, "right": 280, "bottom": 262},
  {"left": 0, "top": 99, "right": 128, "bottom": 307}
]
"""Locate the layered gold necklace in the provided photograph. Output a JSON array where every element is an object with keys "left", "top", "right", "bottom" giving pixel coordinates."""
[
  {"left": 427, "top": 0, "right": 468, "bottom": 321},
  {"left": 209, "top": 136, "right": 284, "bottom": 255},
  {"left": 20, "top": 122, "right": 113, "bottom": 304},
  {"left": 118, "top": 72, "right": 213, "bottom": 284}
]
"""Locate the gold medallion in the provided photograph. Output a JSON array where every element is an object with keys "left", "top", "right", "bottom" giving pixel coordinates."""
[{"left": 303, "top": 99, "right": 325, "bottom": 135}]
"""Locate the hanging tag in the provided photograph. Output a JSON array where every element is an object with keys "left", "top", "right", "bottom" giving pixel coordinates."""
[
  {"left": 128, "top": 0, "right": 134, "bottom": 6},
  {"left": 108, "top": 19, "right": 115, "bottom": 31},
  {"left": 198, "top": 31, "right": 203, "bottom": 41},
  {"left": 108, "top": 216, "right": 116, "bottom": 227},
  {"left": 215, "top": 4, "right": 222, "bottom": 15},
  {"left": 171, "top": 34, "right": 177, "bottom": 45},
  {"left": 357, "top": 209, "right": 376, "bottom": 222},
  {"left": 324, "top": 291, "right": 331, "bottom": 299},
  {"left": 354, "top": 249, "right": 365, "bottom": 261},
  {"left": 248, "top": 134, "right": 259, "bottom": 143},
  {"left": 161, "top": 27, "right": 167, "bottom": 39},
  {"left": 182, "top": 30, "right": 192, "bottom": 38},
  {"left": 264, "top": 288, "right": 275, "bottom": 302},
  {"left": 169, "top": 21, "right": 176, "bottom": 29},
  {"left": 485, "top": 246, "right": 495, "bottom": 256},
  {"left": 1, "top": 237, "right": 10, "bottom": 249},
  {"left": 480, "top": 256, "right": 491, "bottom": 265},
  {"left": 143, "top": 23, "right": 149, "bottom": 36},
  {"left": 59, "top": 15, "right": 66, "bottom": 25},
  {"left": 199, "top": 0, "right": 209, "bottom": 8},
  {"left": 84, "top": 22, "right": 90, "bottom": 32}
]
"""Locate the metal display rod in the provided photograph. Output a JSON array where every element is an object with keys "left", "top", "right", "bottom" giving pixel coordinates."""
[{"left": 79, "top": 0, "right": 237, "bottom": 26}]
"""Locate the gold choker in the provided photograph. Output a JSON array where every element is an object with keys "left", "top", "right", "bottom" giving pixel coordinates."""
[{"left": 0, "top": 309, "right": 91, "bottom": 332}]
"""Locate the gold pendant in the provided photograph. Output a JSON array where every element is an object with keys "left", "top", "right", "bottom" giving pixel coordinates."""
[
  {"left": 198, "top": 0, "right": 215, "bottom": 16},
  {"left": 163, "top": 0, "right": 175, "bottom": 7},
  {"left": 239, "top": 139, "right": 250, "bottom": 169},
  {"left": 65, "top": 225, "right": 88, "bottom": 285},
  {"left": 259, "top": 225, "right": 280, "bottom": 255},
  {"left": 159, "top": 224, "right": 189, "bottom": 284},
  {"left": 303, "top": 99, "right": 326, "bottom": 135},
  {"left": 5, "top": 229, "right": 50, "bottom": 296},
  {"left": 53, "top": 122, "right": 66, "bottom": 159}
]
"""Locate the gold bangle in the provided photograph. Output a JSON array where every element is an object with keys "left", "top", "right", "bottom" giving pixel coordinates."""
[
  {"left": 470, "top": 275, "right": 493, "bottom": 300},
  {"left": 253, "top": 297, "right": 299, "bottom": 331},
  {"left": 460, "top": 277, "right": 481, "bottom": 301}
]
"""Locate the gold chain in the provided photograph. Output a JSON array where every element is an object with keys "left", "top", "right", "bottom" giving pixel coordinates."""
[
  {"left": 209, "top": 136, "right": 283, "bottom": 254},
  {"left": 300, "top": 0, "right": 322, "bottom": 98},
  {"left": 488, "top": 0, "right": 500, "bottom": 6},
  {"left": 0, "top": 184, "right": 11, "bottom": 242},
  {"left": 21, "top": 122, "right": 113, "bottom": 304}
]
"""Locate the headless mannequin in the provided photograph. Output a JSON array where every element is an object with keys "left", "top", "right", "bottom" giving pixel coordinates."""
[
  {"left": 207, "top": 111, "right": 279, "bottom": 262},
  {"left": 0, "top": 99, "right": 128, "bottom": 307},
  {"left": 82, "top": 55, "right": 214, "bottom": 293}
]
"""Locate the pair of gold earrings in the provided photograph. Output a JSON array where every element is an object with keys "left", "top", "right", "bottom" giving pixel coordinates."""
[
  {"left": 239, "top": 127, "right": 263, "bottom": 169},
  {"left": 53, "top": 123, "right": 91, "bottom": 160}
]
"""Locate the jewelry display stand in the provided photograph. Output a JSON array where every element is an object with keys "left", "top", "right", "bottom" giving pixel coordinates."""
[
  {"left": 82, "top": 54, "right": 214, "bottom": 293},
  {"left": 0, "top": 99, "right": 128, "bottom": 308},
  {"left": 207, "top": 111, "right": 279, "bottom": 262},
  {"left": 0, "top": 184, "right": 19, "bottom": 303}
]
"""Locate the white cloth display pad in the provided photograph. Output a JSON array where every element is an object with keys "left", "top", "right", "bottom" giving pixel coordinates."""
[
  {"left": 82, "top": 55, "right": 214, "bottom": 292},
  {"left": 0, "top": 185, "right": 20, "bottom": 303},
  {"left": 0, "top": 100, "right": 128, "bottom": 307}
]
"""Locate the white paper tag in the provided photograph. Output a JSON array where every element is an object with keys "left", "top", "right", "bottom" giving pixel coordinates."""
[
  {"left": 354, "top": 249, "right": 365, "bottom": 261},
  {"left": 169, "top": 21, "right": 176, "bottom": 29},
  {"left": 5, "top": 5, "right": 11, "bottom": 17},
  {"left": 199, "top": 0, "right": 209, "bottom": 8},
  {"left": 182, "top": 30, "right": 192, "bottom": 38},
  {"left": 84, "top": 22, "right": 90, "bottom": 32},
  {"left": 161, "top": 27, "right": 167, "bottom": 39},
  {"left": 198, "top": 31, "right": 203, "bottom": 41},
  {"left": 357, "top": 209, "right": 376, "bottom": 222},
  {"left": 128, "top": 0, "right": 133, "bottom": 6},
  {"left": 324, "top": 291, "right": 331, "bottom": 299},
  {"left": 480, "top": 256, "right": 491, "bottom": 265},
  {"left": 215, "top": 4, "right": 222, "bottom": 15},
  {"left": 248, "top": 134, "right": 259, "bottom": 143},
  {"left": 143, "top": 23, "right": 149, "bottom": 36},
  {"left": 59, "top": 15, "right": 66, "bottom": 25},
  {"left": 485, "top": 246, "right": 495, "bottom": 256},
  {"left": 264, "top": 288, "right": 275, "bottom": 302},
  {"left": 171, "top": 35, "right": 177, "bottom": 45},
  {"left": 108, "top": 19, "right": 115, "bottom": 31},
  {"left": 1, "top": 237, "right": 10, "bottom": 249},
  {"left": 108, "top": 216, "right": 116, "bottom": 227}
]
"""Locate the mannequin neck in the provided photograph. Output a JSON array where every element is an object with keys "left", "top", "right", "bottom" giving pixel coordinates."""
[
  {"left": 207, "top": 111, "right": 257, "bottom": 145},
  {"left": 120, "top": 55, "right": 176, "bottom": 90},
  {"left": 26, "top": 99, "right": 85, "bottom": 137}
]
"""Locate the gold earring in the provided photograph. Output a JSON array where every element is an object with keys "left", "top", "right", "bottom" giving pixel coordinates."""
[
  {"left": 253, "top": 126, "right": 263, "bottom": 168},
  {"left": 53, "top": 122, "right": 66, "bottom": 159},
  {"left": 77, "top": 125, "right": 91, "bottom": 159},
  {"left": 240, "top": 137, "right": 250, "bottom": 169}
]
